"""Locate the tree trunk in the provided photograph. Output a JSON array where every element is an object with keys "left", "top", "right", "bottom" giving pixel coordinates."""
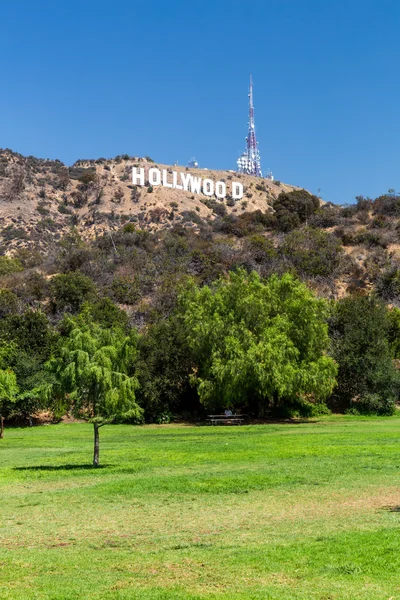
[
  {"left": 0, "top": 415, "right": 4, "bottom": 439},
  {"left": 93, "top": 422, "right": 100, "bottom": 467}
]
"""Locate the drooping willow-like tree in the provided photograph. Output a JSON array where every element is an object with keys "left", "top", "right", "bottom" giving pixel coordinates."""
[{"left": 48, "top": 320, "right": 142, "bottom": 466}]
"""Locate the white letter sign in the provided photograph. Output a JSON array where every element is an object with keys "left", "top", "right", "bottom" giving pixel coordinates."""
[{"left": 132, "top": 167, "right": 244, "bottom": 201}]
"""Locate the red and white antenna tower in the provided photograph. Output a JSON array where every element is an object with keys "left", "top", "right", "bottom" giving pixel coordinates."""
[{"left": 237, "top": 75, "right": 263, "bottom": 178}]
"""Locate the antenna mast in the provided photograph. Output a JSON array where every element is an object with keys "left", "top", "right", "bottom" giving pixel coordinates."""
[{"left": 237, "top": 75, "right": 263, "bottom": 177}]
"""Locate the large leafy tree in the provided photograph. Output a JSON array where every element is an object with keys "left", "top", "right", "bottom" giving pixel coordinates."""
[
  {"left": 0, "top": 311, "right": 58, "bottom": 424},
  {"left": 48, "top": 320, "right": 142, "bottom": 466},
  {"left": 136, "top": 317, "right": 198, "bottom": 421},
  {"left": 179, "top": 270, "right": 337, "bottom": 416},
  {"left": 329, "top": 294, "right": 399, "bottom": 414},
  {"left": 0, "top": 368, "right": 18, "bottom": 438}
]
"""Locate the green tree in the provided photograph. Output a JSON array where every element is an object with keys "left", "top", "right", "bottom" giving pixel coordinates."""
[
  {"left": 79, "top": 299, "right": 129, "bottom": 330},
  {"left": 136, "top": 317, "right": 198, "bottom": 421},
  {"left": 387, "top": 307, "right": 400, "bottom": 359},
  {"left": 50, "top": 271, "right": 96, "bottom": 314},
  {"left": 0, "top": 289, "right": 19, "bottom": 317},
  {"left": 0, "top": 368, "right": 18, "bottom": 438},
  {"left": 179, "top": 270, "right": 337, "bottom": 416},
  {"left": 273, "top": 189, "right": 320, "bottom": 232},
  {"left": 0, "top": 310, "right": 56, "bottom": 360},
  {"left": 48, "top": 320, "right": 142, "bottom": 466},
  {"left": 0, "top": 311, "right": 58, "bottom": 424},
  {"left": 329, "top": 295, "right": 399, "bottom": 414}
]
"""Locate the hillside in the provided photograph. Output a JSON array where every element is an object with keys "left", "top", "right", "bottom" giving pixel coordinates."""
[
  {"left": 0, "top": 148, "right": 400, "bottom": 309},
  {"left": 0, "top": 149, "right": 298, "bottom": 252},
  {"left": 1, "top": 148, "right": 400, "bottom": 425}
]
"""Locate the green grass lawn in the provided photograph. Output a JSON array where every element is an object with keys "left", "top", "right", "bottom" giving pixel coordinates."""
[{"left": 1, "top": 416, "right": 400, "bottom": 599}]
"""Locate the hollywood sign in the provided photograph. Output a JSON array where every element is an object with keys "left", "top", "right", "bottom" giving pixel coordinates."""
[{"left": 132, "top": 167, "right": 244, "bottom": 200}]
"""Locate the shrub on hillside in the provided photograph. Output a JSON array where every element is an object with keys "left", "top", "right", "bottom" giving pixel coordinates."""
[
  {"left": 273, "top": 189, "right": 320, "bottom": 232},
  {"left": 373, "top": 193, "right": 400, "bottom": 216},
  {"left": 281, "top": 227, "right": 343, "bottom": 277},
  {"left": 309, "top": 204, "right": 341, "bottom": 228},
  {"left": 111, "top": 275, "right": 141, "bottom": 305},
  {"left": 0, "top": 289, "right": 19, "bottom": 317},
  {"left": 0, "top": 256, "right": 23, "bottom": 276},
  {"left": 376, "top": 267, "right": 400, "bottom": 302},
  {"left": 50, "top": 271, "right": 97, "bottom": 313}
]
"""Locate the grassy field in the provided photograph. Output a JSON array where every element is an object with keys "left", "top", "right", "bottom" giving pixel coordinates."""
[{"left": 1, "top": 416, "right": 400, "bottom": 599}]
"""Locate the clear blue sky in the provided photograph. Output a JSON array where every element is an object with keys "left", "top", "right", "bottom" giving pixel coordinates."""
[{"left": 1, "top": 0, "right": 399, "bottom": 204}]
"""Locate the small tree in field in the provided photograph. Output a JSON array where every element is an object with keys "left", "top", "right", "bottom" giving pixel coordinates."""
[
  {"left": 0, "top": 369, "right": 18, "bottom": 438},
  {"left": 48, "top": 320, "right": 142, "bottom": 466}
]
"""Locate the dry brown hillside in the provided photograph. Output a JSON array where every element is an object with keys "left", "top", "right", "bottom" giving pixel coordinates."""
[
  {"left": 0, "top": 149, "right": 299, "bottom": 253},
  {"left": 2, "top": 148, "right": 400, "bottom": 304}
]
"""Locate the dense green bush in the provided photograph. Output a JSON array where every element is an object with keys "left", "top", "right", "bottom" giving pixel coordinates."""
[
  {"left": 281, "top": 227, "right": 343, "bottom": 277},
  {"left": 348, "top": 393, "right": 395, "bottom": 416},
  {"left": 50, "top": 271, "right": 97, "bottom": 313},
  {"left": 0, "top": 256, "right": 23, "bottom": 276},
  {"left": 273, "top": 189, "right": 320, "bottom": 232}
]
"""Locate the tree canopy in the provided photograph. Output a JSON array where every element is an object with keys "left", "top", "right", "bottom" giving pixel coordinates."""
[
  {"left": 329, "top": 295, "right": 399, "bottom": 414},
  {"left": 48, "top": 319, "right": 142, "bottom": 465},
  {"left": 179, "top": 270, "right": 337, "bottom": 416}
]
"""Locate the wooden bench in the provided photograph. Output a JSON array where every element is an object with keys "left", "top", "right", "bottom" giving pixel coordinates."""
[{"left": 206, "top": 414, "right": 246, "bottom": 426}]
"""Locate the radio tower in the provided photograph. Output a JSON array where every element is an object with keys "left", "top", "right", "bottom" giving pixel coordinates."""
[{"left": 237, "top": 75, "right": 263, "bottom": 177}]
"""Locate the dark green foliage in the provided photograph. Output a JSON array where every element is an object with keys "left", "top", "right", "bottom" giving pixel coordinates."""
[
  {"left": 123, "top": 223, "right": 136, "bottom": 233},
  {"left": 78, "top": 171, "right": 97, "bottom": 186},
  {"left": 12, "top": 271, "right": 49, "bottom": 306},
  {"left": 0, "top": 289, "right": 19, "bottom": 317},
  {"left": 273, "top": 189, "right": 320, "bottom": 232},
  {"left": 0, "top": 312, "right": 58, "bottom": 423},
  {"left": 309, "top": 204, "right": 341, "bottom": 228},
  {"left": 0, "top": 256, "right": 23, "bottom": 276},
  {"left": 50, "top": 272, "right": 97, "bottom": 313},
  {"left": 353, "top": 230, "right": 387, "bottom": 248},
  {"left": 354, "top": 196, "right": 372, "bottom": 212},
  {"left": 244, "top": 234, "right": 277, "bottom": 264},
  {"left": 136, "top": 317, "right": 198, "bottom": 421},
  {"left": 79, "top": 299, "right": 129, "bottom": 330},
  {"left": 281, "top": 227, "right": 343, "bottom": 277},
  {"left": 348, "top": 392, "right": 395, "bottom": 416},
  {"left": 0, "top": 310, "right": 55, "bottom": 359},
  {"left": 111, "top": 275, "right": 141, "bottom": 305},
  {"left": 218, "top": 210, "right": 274, "bottom": 237},
  {"left": 329, "top": 295, "right": 399, "bottom": 413},
  {"left": 387, "top": 307, "right": 400, "bottom": 358}
]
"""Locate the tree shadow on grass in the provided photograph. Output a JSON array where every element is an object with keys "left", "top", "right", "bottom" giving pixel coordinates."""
[
  {"left": 14, "top": 464, "right": 114, "bottom": 471},
  {"left": 383, "top": 505, "right": 400, "bottom": 513}
]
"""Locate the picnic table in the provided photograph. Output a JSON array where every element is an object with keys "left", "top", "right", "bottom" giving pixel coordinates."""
[{"left": 206, "top": 414, "right": 246, "bottom": 426}]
